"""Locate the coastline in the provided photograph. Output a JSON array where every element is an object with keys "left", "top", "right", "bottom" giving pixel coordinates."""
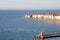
[{"left": 23, "top": 12, "right": 60, "bottom": 23}]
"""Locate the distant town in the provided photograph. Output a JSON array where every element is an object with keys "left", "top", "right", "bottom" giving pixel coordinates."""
[{"left": 24, "top": 12, "right": 60, "bottom": 21}]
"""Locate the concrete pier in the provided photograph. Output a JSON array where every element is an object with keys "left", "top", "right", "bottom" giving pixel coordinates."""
[{"left": 35, "top": 32, "right": 60, "bottom": 39}]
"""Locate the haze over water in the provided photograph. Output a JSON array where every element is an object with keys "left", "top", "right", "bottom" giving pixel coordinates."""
[{"left": 0, "top": 10, "right": 60, "bottom": 40}]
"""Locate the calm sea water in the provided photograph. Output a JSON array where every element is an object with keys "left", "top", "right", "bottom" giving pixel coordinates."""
[{"left": 0, "top": 10, "right": 60, "bottom": 40}]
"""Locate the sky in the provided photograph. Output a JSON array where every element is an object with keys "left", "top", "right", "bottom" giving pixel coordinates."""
[{"left": 0, "top": 0, "right": 60, "bottom": 10}]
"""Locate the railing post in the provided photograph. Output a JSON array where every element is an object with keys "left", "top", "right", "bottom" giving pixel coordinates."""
[{"left": 40, "top": 32, "right": 44, "bottom": 40}]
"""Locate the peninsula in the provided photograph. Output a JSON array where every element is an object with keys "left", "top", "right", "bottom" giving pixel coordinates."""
[{"left": 24, "top": 12, "right": 60, "bottom": 21}]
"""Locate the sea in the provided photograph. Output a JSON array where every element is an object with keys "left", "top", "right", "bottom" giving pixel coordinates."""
[{"left": 0, "top": 10, "right": 60, "bottom": 40}]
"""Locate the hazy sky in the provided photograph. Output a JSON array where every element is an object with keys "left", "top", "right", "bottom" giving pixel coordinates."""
[{"left": 0, "top": 0, "right": 60, "bottom": 10}]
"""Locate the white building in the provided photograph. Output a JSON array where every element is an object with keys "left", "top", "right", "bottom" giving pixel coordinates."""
[
  {"left": 55, "top": 16, "right": 60, "bottom": 20},
  {"left": 25, "top": 12, "right": 31, "bottom": 18}
]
